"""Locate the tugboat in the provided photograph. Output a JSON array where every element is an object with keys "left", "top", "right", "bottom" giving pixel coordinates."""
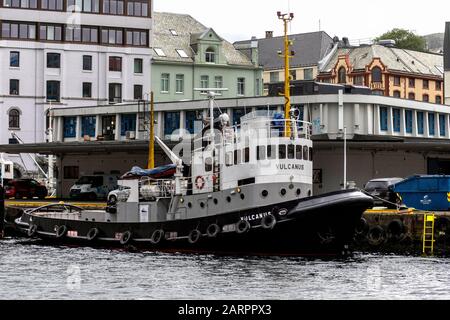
[{"left": 14, "top": 11, "right": 373, "bottom": 256}]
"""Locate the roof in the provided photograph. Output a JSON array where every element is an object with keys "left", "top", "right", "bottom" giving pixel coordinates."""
[
  {"left": 152, "top": 12, "right": 254, "bottom": 66},
  {"left": 234, "top": 31, "right": 334, "bottom": 70},
  {"left": 321, "top": 44, "right": 444, "bottom": 77},
  {"left": 445, "top": 22, "right": 450, "bottom": 71}
]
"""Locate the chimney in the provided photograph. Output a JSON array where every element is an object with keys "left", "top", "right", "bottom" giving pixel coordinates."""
[
  {"left": 265, "top": 31, "right": 273, "bottom": 39},
  {"left": 250, "top": 36, "right": 259, "bottom": 67}
]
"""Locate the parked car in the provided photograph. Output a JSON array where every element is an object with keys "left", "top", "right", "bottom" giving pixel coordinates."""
[
  {"left": 69, "top": 174, "right": 118, "bottom": 200},
  {"left": 4, "top": 179, "right": 48, "bottom": 200},
  {"left": 107, "top": 185, "right": 131, "bottom": 203},
  {"left": 364, "top": 178, "right": 404, "bottom": 208}
]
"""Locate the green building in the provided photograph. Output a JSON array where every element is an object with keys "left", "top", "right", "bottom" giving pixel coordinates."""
[{"left": 152, "top": 12, "right": 263, "bottom": 102}]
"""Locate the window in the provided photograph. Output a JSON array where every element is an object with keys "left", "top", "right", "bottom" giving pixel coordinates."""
[
  {"left": 353, "top": 75, "right": 364, "bottom": 86},
  {"left": 338, "top": 67, "right": 346, "bottom": 84},
  {"left": 244, "top": 147, "right": 250, "bottom": 163},
  {"left": 108, "top": 83, "right": 122, "bottom": 103},
  {"left": 121, "top": 114, "right": 136, "bottom": 136},
  {"left": 46, "top": 81, "right": 60, "bottom": 101},
  {"left": 133, "top": 84, "right": 143, "bottom": 100},
  {"left": 2, "top": 22, "right": 36, "bottom": 39},
  {"left": 81, "top": 116, "right": 96, "bottom": 137},
  {"left": 82, "top": 82, "right": 92, "bottom": 98},
  {"left": 393, "top": 90, "right": 401, "bottom": 98},
  {"left": 303, "top": 68, "right": 313, "bottom": 81},
  {"left": 82, "top": 27, "right": 98, "bottom": 43},
  {"left": 408, "top": 78, "right": 415, "bottom": 88},
  {"left": 214, "top": 76, "right": 223, "bottom": 92},
  {"left": 134, "top": 58, "right": 143, "bottom": 73},
  {"left": 289, "top": 70, "right": 296, "bottom": 81},
  {"left": 41, "top": 0, "right": 63, "bottom": 10},
  {"left": 39, "top": 24, "right": 62, "bottom": 41},
  {"left": 154, "top": 48, "right": 166, "bottom": 57},
  {"left": 270, "top": 72, "right": 279, "bottom": 83},
  {"left": 405, "top": 110, "right": 413, "bottom": 134},
  {"left": 175, "top": 74, "right": 184, "bottom": 94},
  {"left": 9, "top": 79, "right": 19, "bottom": 95},
  {"left": 303, "top": 146, "right": 309, "bottom": 161},
  {"left": 103, "top": 0, "right": 124, "bottom": 14},
  {"left": 371, "top": 67, "right": 382, "bottom": 83},
  {"left": 436, "top": 81, "right": 442, "bottom": 91},
  {"left": 67, "top": 0, "right": 100, "bottom": 12},
  {"left": 4, "top": 0, "right": 37, "bottom": 8},
  {"left": 257, "top": 146, "right": 266, "bottom": 160},
  {"left": 176, "top": 49, "right": 188, "bottom": 58},
  {"left": 109, "top": 56, "right": 122, "bottom": 71},
  {"left": 423, "top": 80, "right": 429, "bottom": 89},
  {"left": 237, "top": 77, "right": 245, "bottom": 96},
  {"left": 278, "top": 144, "right": 286, "bottom": 159},
  {"left": 63, "top": 117, "right": 77, "bottom": 138},
  {"left": 205, "top": 47, "right": 216, "bottom": 63},
  {"left": 10, "top": 51, "right": 19, "bottom": 67},
  {"left": 423, "top": 94, "right": 429, "bottom": 102},
  {"left": 161, "top": 73, "right": 170, "bottom": 93},
  {"left": 126, "top": 30, "right": 147, "bottom": 46},
  {"left": 47, "top": 53, "right": 60, "bottom": 68},
  {"left": 8, "top": 109, "right": 20, "bottom": 129},
  {"left": 225, "top": 152, "right": 233, "bottom": 166},
  {"left": 429, "top": 113, "right": 435, "bottom": 136},
  {"left": 64, "top": 166, "right": 79, "bottom": 179},
  {"left": 101, "top": 28, "right": 123, "bottom": 45},
  {"left": 164, "top": 112, "right": 180, "bottom": 136},
  {"left": 393, "top": 76, "right": 400, "bottom": 86},
  {"left": 295, "top": 145, "right": 302, "bottom": 160},
  {"left": 170, "top": 29, "right": 178, "bottom": 36},
  {"left": 440, "top": 114, "right": 446, "bottom": 137},
  {"left": 185, "top": 110, "right": 202, "bottom": 134},
  {"left": 417, "top": 112, "right": 424, "bottom": 135},
  {"left": 408, "top": 92, "right": 415, "bottom": 100},
  {"left": 234, "top": 149, "right": 241, "bottom": 165},
  {"left": 127, "top": 0, "right": 148, "bottom": 16},
  {"left": 393, "top": 108, "right": 400, "bottom": 133},
  {"left": 380, "top": 107, "right": 388, "bottom": 131},
  {"left": 436, "top": 96, "right": 442, "bottom": 104},
  {"left": 83, "top": 55, "right": 92, "bottom": 71},
  {"left": 65, "top": 26, "right": 81, "bottom": 42},
  {"left": 200, "top": 75, "right": 209, "bottom": 93},
  {"left": 288, "top": 145, "right": 295, "bottom": 159},
  {"left": 372, "top": 90, "right": 384, "bottom": 96}
]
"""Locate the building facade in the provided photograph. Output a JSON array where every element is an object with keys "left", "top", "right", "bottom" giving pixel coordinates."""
[
  {"left": 0, "top": 0, "right": 153, "bottom": 174},
  {"left": 318, "top": 44, "right": 444, "bottom": 105},
  {"left": 235, "top": 31, "right": 335, "bottom": 95},
  {"left": 152, "top": 12, "right": 263, "bottom": 103},
  {"left": 445, "top": 22, "right": 450, "bottom": 105}
]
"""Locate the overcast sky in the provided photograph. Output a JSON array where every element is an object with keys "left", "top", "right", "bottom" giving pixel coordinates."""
[{"left": 154, "top": 0, "right": 448, "bottom": 43}]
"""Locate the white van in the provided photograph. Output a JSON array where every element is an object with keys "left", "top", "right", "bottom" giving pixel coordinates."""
[{"left": 69, "top": 175, "right": 118, "bottom": 200}]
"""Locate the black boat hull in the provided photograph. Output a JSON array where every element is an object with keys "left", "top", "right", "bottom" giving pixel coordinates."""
[{"left": 16, "top": 189, "right": 373, "bottom": 256}]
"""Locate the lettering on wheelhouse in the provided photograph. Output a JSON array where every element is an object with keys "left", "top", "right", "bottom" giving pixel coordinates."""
[{"left": 276, "top": 164, "right": 305, "bottom": 170}]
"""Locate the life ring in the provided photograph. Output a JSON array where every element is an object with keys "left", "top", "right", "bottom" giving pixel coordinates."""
[
  {"left": 195, "top": 176, "right": 205, "bottom": 190},
  {"left": 236, "top": 220, "right": 250, "bottom": 234},
  {"left": 87, "top": 228, "right": 99, "bottom": 241},
  {"left": 188, "top": 229, "right": 201, "bottom": 244},
  {"left": 387, "top": 220, "right": 406, "bottom": 242},
  {"left": 261, "top": 214, "right": 277, "bottom": 229},
  {"left": 28, "top": 224, "right": 38, "bottom": 237},
  {"left": 367, "top": 225, "right": 385, "bottom": 246},
  {"left": 56, "top": 225, "right": 68, "bottom": 238},
  {"left": 206, "top": 224, "right": 220, "bottom": 238},
  {"left": 120, "top": 231, "right": 132, "bottom": 245},
  {"left": 150, "top": 229, "right": 164, "bottom": 244}
]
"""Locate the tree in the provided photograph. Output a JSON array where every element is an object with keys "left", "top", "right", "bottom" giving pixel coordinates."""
[{"left": 375, "top": 28, "right": 427, "bottom": 52}]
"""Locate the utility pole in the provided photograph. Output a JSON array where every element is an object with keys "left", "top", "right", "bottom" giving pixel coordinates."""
[
  {"left": 147, "top": 92, "right": 155, "bottom": 169},
  {"left": 277, "top": 11, "right": 294, "bottom": 138}
]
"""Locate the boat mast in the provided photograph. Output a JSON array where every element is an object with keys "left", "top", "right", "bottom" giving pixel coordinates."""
[
  {"left": 277, "top": 11, "right": 294, "bottom": 138},
  {"left": 147, "top": 91, "right": 155, "bottom": 169}
]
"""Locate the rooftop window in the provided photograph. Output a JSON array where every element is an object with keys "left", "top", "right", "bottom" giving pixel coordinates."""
[
  {"left": 170, "top": 29, "right": 178, "bottom": 36},
  {"left": 176, "top": 49, "right": 188, "bottom": 58},
  {"left": 154, "top": 48, "right": 166, "bottom": 57}
]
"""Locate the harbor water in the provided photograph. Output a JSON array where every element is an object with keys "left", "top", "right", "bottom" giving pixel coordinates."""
[{"left": 1, "top": 238, "right": 450, "bottom": 300}]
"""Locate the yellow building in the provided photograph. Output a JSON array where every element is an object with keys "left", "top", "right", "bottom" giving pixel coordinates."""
[{"left": 318, "top": 44, "right": 444, "bottom": 104}]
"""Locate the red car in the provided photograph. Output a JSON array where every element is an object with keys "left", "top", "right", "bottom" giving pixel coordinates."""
[{"left": 5, "top": 179, "right": 48, "bottom": 200}]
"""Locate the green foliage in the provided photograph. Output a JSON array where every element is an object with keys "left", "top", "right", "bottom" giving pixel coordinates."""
[{"left": 375, "top": 28, "right": 427, "bottom": 52}]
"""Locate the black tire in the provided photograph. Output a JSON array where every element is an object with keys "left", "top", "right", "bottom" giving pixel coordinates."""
[
  {"left": 188, "top": 229, "right": 201, "bottom": 244},
  {"left": 367, "top": 225, "right": 385, "bottom": 246},
  {"left": 28, "top": 224, "right": 38, "bottom": 237},
  {"left": 150, "top": 229, "right": 164, "bottom": 244},
  {"left": 355, "top": 217, "right": 369, "bottom": 236},
  {"left": 120, "top": 231, "right": 132, "bottom": 245},
  {"left": 108, "top": 195, "right": 118, "bottom": 204},
  {"left": 387, "top": 219, "right": 406, "bottom": 242},
  {"left": 87, "top": 228, "right": 99, "bottom": 241},
  {"left": 236, "top": 220, "right": 250, "bottom": 234},
  {"left": 56, "top": 225, "right": 68, "bottom": 238},
  {"left": 206, "top": 224, "right": 220, "bottom": 238},
  {"left": 261, "top": 214, "right": 277, "bottom": 229}
]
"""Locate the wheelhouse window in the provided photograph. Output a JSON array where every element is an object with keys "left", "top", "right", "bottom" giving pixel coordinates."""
[
  {"left": 39, "top": 24, "right": 62, "bottom": 41},
  {"left": 371, "top": 67, "right": 382, "bottom": 83},
  {"left": 103, "top": 0, "right": 124, "bottom": 14},
  {"left": 205, "top": 47, "right": 216, "bottom": 63},
  {"left": 109, "top": 56, "right": 122, "bottom": 71},
  {"left": 296, "top": 145, "right": 302, "bottom": 160},
  {"left": 47, "top": 53, "right": 61, "bottom": 68},
  {"left": 278, "top": 144, "right": 286, "bottom": 159},
  {"left": 337, "top": 67, "right": 346, "bottom": 84},
  {"left": 9, "top": 79, "right": 19, "bottom": 95},
  {"left": 46, "top": 81, "right": 60, "bottom": 101},
  {"left": 257, "top": 146, "right": 266, "bottom": 161},
  {"left": 8, "top": 109, "right": 20, "bottom": 129},
  {"left": 10, "top": 51, "right": 20, "bottom": 67},
  {"left": 108, "top": 83, "right": 122, "bottom": 103},
  {"left": 288, "top": 145, "right": 295, "bottom": 159}
]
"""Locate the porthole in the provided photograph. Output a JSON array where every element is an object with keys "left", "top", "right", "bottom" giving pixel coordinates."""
[
  {"left": 261, "top": 190, "right": 268, "bottom": 198},
  {"left": 214, "top": 199, "right": 218, "bottom": 205},
  {"left": 296, "top": 189, "right": 301, "bottom": 196},
  {"left": 280, "top": 189, "right": 287, "bottom": 196},
  {"left": 226, "top": 196, "right": 231, "bottom": 203},
  {"left": 240, "top": 194, "right": 245, "bottom": 200},
  {"left": 289, "top": 184, "right": 294, "bottom": 190},
  {"left": 200, "top": 202, "right": 205, "bottom": 208},
  {"left": 188, "top": 202, "right": 192, "bottom": 208}
]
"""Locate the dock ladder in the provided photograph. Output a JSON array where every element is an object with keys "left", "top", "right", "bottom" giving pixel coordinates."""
[{"left": 422, "top": 213, "right": 435, "bottom": 256}]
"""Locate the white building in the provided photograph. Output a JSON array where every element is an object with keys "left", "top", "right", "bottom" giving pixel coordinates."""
[
  {"left": 445, "top": 22, "right": 450, "bottom": 105},
  {"left": 0, "top": 0, "right": 153, "bottom": 176}
]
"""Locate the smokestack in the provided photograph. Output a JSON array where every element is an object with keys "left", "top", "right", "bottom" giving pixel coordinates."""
[{"left": 265, "top": 31, "right": 273, "bottom": 39}]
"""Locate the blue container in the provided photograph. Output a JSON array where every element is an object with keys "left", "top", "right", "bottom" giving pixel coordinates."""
[{"left": 392, "top": 175, "right": 450, "bottom": 211}]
